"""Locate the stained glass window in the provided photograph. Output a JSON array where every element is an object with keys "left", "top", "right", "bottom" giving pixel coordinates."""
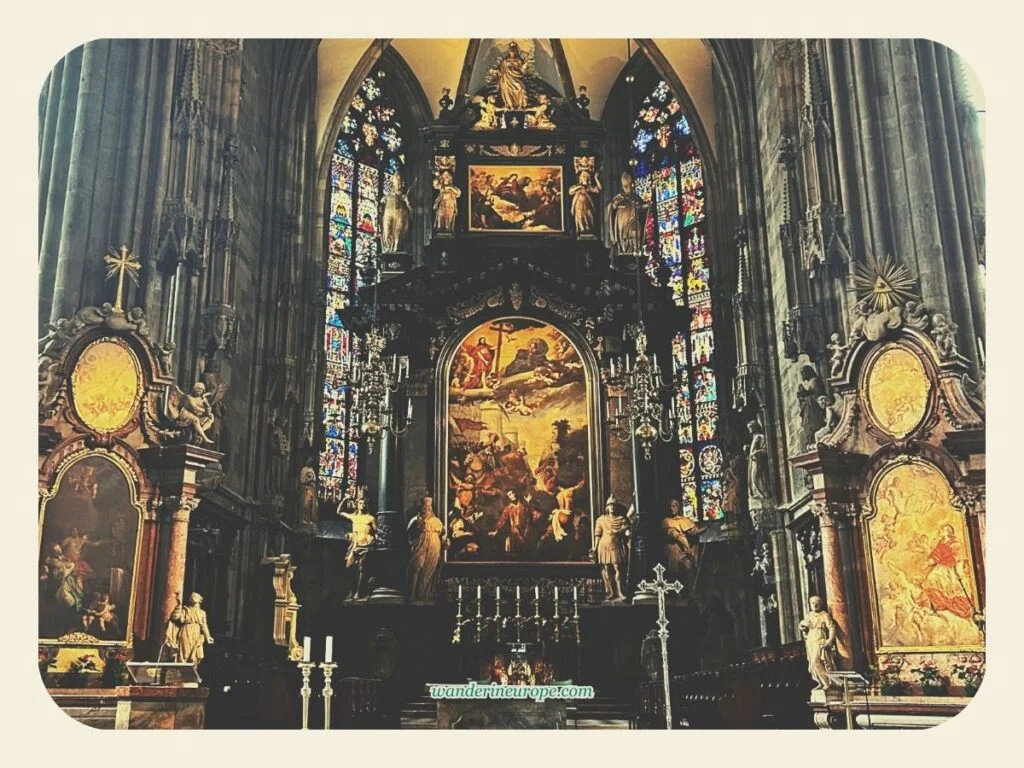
[
  {"left": 320, "top": 74, "right": 406, "bottom": 503},
  {"left": 634, "top": 80, "right": 722, "bottom": 521}
]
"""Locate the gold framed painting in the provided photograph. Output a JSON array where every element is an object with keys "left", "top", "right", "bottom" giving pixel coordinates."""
[
  {"left": 468, "top": 164, "right": 564, "bottom": 233},
  {"left": 38, "top": 450, "right": 145, "bottom": 647},
  {"left": 441, "top": 317, "right": 595, "bottom": 563},
  {"left": 862, "top": 456, "right": 984, "bottom": 653}
]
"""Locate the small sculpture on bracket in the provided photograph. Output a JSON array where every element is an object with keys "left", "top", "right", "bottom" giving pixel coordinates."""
[
  {"left": 796, "top": 364, "right": 827, "bottom": 450},
  {"left": 166, "top": 381, "right": 227, "bottom": 446},
  {"left": 745, "top": 420, "right": 772, "bottom": 501},
  {"left": 826, "top": 332, "right": 849, "bottom": 378},
  {"left": 297, "top": 465, "right": 318, "bottom": 529},
  {"left": 575, "top": 85, "right": 591, "bottom": 119},
  {"left": 438, "top": 86, "right": 454, "bottom": 114},
  {"left": 662, "top": 498, "right": 705, "bottom": 583},
  {"left": 569, "top": 157, "right": 601, "bottom": 237},
  {"left": 432, "top": 160, "right": 461, "bottom": 235},
  {"left": 605, "top": 171, "right": 646, "bottom": 258},
  {"left": 162, "top": 592, "right": 215, "bottom": 667},
  {"left": 380, "top": 172, "right": 411, "bottom": 254},
  {"left": 814, "top": 393, "right": 843, "bottom": 444}
]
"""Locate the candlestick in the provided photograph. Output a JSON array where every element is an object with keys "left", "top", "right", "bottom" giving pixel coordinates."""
[
  {"left": 319, "top": 660, "right": 338, "bottom": 730},
  {"left": 325, "top": 635, "right": 333, "bottom": 664},
  {"left": 296, "top": 660, "right": 315, "bottom": 730}
]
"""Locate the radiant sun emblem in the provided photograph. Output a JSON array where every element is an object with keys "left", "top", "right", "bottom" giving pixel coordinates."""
[{"left": 853, "top": 253, "right": 917, "bottom": 312}]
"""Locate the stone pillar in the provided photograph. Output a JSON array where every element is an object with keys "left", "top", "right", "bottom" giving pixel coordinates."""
[
  {"left": 811, "top": 501, "right": 857, "bottom": 667},
  {"left": 769, "top": 526, "right": 802, "bottom": 644},
  {"left": 161, "top": 495, "right": 201, "bottom": 628}
]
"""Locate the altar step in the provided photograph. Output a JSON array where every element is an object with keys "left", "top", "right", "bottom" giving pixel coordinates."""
[{"left": 398, "top": 696, "right": 633, "bottom": 729}]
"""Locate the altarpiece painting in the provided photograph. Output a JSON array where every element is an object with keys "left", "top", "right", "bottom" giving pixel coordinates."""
[
  {"left": 864, "top": 458, "right": 983, "bottom": 651},
  {"left": 445, "top": 318, "right": 592, "bottom": 563},
  {"left": 468, "top": 165, "right": 564, "bottom": 232},
  {"left": 38, "top": 453, "right": 142, "bottom": 644}
]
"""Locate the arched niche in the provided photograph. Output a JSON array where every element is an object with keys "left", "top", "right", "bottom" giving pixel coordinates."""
[
  {"left": 435, "top": 313, "right": 604, "bottom": 565},
  {"left": 38, "top": 449, "right": 146, "bottom": 648}
]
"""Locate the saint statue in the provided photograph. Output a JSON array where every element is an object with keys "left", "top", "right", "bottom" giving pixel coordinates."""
[
  {"left": 297, "top": 466, "right": 317, "bottom": 528},
  {"left": 339, "top": 488, "right": 377, "bottom": 600},
  {"left": 380, "top": 173, "right": 411, "bottom": 253},
  {"left": 163, "top": 592, "right": 214, "bottom": 667},
  {"left": 662, "top": 498, "right": 705, "bottom": 582},
  {"left": 568, "top": 168, "right": 601, "bottom": 236},
  {"left": 495, "top": 41, "right": 528, "bottom": 110},
  {"left": 406, "top": 496, "right": 446, "bottom": 602},
  {"left": 433, "top": 170, "right": 461, "bottom": 234},
  {"left": 796, "top": 364, "right": 827, "bottom": 449},
  {"left": 746, "top": 420, "right": 771, "bottom": 501},
  {"left": 605, "top": 171, "right": 645, "bottom": 257},
  {"left": 592, "top": 496, "right": 634, "bottom": 602},
  {"left": 798, "top": 596, "right": 840, "bottom": 690}
]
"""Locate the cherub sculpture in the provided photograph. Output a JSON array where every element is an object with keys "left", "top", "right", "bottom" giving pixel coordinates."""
[{"left": 167, "top": 381, "right": 227, "bottom": 445}]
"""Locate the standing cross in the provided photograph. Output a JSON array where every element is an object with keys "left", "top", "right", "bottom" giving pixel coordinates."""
[
  {"left": 637, "top": 563, "right": 683, "bottom": 730},
  {"left": 103, "top": 245, "right": 141, "bottom": 314}
]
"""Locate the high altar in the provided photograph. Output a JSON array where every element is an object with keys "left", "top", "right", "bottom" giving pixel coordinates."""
[{"left": 36, "top": 37, "right": 986, "bottom": 731}]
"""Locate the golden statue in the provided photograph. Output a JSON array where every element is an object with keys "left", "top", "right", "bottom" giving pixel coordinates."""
[
  {"left": 799, "top": 596, "right": 841, "bottom": 690},
  {"left": 338, "top": 487, "right": 376, "bottom": 600}
]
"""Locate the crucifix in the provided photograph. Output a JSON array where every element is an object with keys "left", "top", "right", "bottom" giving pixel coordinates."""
[
  {"left": 103, "top": 245, "right": 142, "bottom": 314},
  {"left": 637, "top": 563, "right": 683, "bottom": 730}
]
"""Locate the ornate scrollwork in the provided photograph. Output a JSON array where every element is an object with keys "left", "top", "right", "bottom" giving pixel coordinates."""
[
  {"left": 446, "top": 286, "right": 505, "bottom": 322},
  {"left": 529, "top": 285, "right": 586, "bottom": 321}
]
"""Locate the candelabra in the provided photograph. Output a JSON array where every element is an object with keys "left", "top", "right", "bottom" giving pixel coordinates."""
[
  {"left": 452, "top": 586, "right": 475, "bottom": 645},
  {"left": 319, "top": 660, "right": 337, "bottom": 730},
  {"left": 604, "top": 325, "right": 678, "bottom": 459},
  {"left": 551, "top": 586, "right": 581, "bottom": 645},
  {"left": 504, "top": 586, "right": 529, "bottom": 643},
  {"left": 527, "top": 587, "right": 547, "bottom": 643},
  {"left": 347, "top": 326, "right": 412, "bottom": 452}
]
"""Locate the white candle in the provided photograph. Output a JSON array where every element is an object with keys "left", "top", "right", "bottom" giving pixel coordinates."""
[
  {"left": 407, "top": 399, "right": 413, "bottom": 419},
  {"left": 534, "top": 585, "right": 539, "bottom": 600},
  {"left": 325, "top": 636, "right": 333, "bottom": 664},
  {"left": 554, "top": 586, "right": 559, "bottom": 601},
  {"left": 574, "top": 586, "right": 578, "bottom": 602},
  {"left": 496, "top": 585, "right": 501, "bottom": 600},
  {"left": 303, "top": 636, "right": 311, "bottom": 662},
  {"left": 458, "top": 584, "right": 463, "bottom": 600},
  {"left": 477, "top": 584, "right": 482, "bottom": 600},
  {"left": 516, "top": 585, "right": 521, "bottom": 600}
]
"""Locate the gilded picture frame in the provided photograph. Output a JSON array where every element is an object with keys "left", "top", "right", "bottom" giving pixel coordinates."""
[
  {"left": 37, "top": 448, "right": 146, "bottom": 648},
  {"left": 468, "top": 164, "right": 565, "bottom": 233},
  {"left": 861, "top": 455, "right": 984, "bottom": 654},
  {"left": 437, "top": 315, "right": 602, "bottom": 565}
]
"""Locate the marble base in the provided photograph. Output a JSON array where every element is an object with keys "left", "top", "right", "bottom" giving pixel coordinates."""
[{"left": 46, "top": 685, "right": 209, "bottom": 730}]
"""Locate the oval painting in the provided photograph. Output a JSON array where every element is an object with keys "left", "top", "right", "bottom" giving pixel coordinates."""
[
  {"left": 70, "top": 338, "right": 142, "bottom": 434},
  {"left": 864, "top": 344, "right": 930, "bottom": 439}
]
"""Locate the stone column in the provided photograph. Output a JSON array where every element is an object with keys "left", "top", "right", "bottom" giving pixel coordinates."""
[
  {"left": 161, "top": 495, "right": 201, "bottom": 628},
  {"left": 769, "top": 525, "right": 802, "bottom": 645},
  {"left": 811, "top": 501, "right": 856, "bottom": 667}
]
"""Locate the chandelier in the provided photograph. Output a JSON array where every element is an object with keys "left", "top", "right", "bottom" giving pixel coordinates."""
[
  {"left": 602, "top": 39, "right": 680, "bottom": 460},
  {"left": 605, "top": 325, "right": 678, "bottom": 459},
  {"left": 347, "top": 326, "right": 411, "bottom": 451}
]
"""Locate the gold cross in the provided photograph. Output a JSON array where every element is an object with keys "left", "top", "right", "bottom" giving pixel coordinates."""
[{"left": 103, "top": 246, "right": 141, "bottom": 314}]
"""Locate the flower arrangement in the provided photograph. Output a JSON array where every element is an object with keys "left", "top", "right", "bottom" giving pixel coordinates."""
[
  {"left": 102, "top": 648, "right": 132, "bottom": 687},
  {"left": 60, "top": 654, "right": 100, "bottom": 689},
  {"left": 876, "top": 655, "right": 908, "bottom": 696},
  {"left": 910, "top": 659, "right": 947, "bottom": 695},
  {"left": 950, "top": 656, "right": 985, "bottom": 696},
  {"left": 38, "top": 647, "right": 55, "bottom": 682}
]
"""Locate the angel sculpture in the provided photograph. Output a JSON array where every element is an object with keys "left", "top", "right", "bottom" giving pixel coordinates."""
[{"left": 167, "top": 381, "right": 227, "bottom": 445}]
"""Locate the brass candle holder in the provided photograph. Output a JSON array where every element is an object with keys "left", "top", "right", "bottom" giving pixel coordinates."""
[
  {"left": 297, "top": 660, "right": 315, "bottom": 730},
  {"left": 319, "top": 661, "right": 338, "bottom": 730}
]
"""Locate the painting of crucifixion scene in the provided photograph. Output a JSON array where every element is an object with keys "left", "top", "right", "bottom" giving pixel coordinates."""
[
  {"left": 446, "top": 318, "right": 592, "bottom": 562},
  {"left": 469, "top": 165, "right": 564, "bottom": 232},
  {"left": 38, "top": 454, "right": 141, "bottom": 643}
]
